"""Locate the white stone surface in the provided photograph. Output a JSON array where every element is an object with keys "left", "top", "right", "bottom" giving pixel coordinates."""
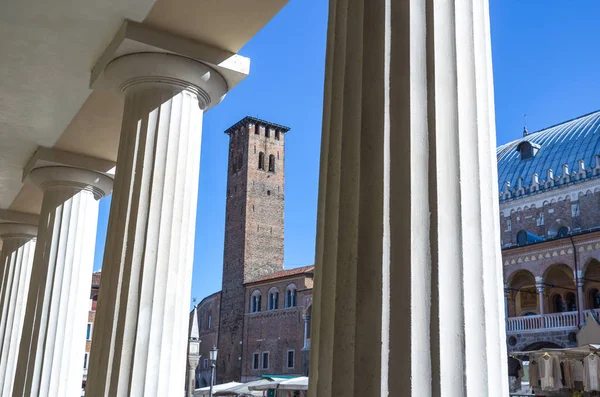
[
  {"left": 0, "top": 224, "right": 36, "bottom": 396},
  {"left": 308, "top": 0, "right": 507, "bottom": 396},
  {"left": 86, "top": 53, "right": 227, "bottom": 397},
  {"left": 12, "top": 166, "right": 112, "bottom": 397}
]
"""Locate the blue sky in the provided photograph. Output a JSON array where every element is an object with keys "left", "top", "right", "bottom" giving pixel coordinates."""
[{"left": 94, "top": 0, "right": 600, "bottom": 304}]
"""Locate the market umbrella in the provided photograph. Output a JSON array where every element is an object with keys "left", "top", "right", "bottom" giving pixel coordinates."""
[
  {"left": 214, "top": 379, "right": 271, "bottom": 396},
  {"left": 248, "top": 380, "right": 282, "bottom": 391},
  {"left": 194, "top": 382, "right": 242, "bottom": 396},
  {"left": 278, "top": 377, "right": 309, "bottom": 391}
]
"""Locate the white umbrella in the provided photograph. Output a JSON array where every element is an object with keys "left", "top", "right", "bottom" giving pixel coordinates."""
[
  {"left": 213, "top": 379, "right": 271, "bottom": 396},
  {"left": 194, "top": 382, "right": 242, "bottom": 396},
  {"left": 248, "top": 380, "right": 282, "bottom": 391},
  {"left": 278, "top": 377, "right": 308, "bottom": 391}
]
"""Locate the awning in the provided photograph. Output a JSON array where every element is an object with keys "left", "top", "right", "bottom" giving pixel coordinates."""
[
  {"left": 249, "top": 377, "right": 309, "bottom": 392},
  {"left": 278, "top": 377, "right": 308, "bottom": 391},
  {"left": 213, "top": 379, "right": 272, "bottom": 396},
  {"left": 194, "top": 382, "right": 243, "bottom": 396}
]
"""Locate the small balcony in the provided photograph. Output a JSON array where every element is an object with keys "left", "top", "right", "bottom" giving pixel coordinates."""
[{"left": 506, "top": 309, "right": 600, "bottom": 333}]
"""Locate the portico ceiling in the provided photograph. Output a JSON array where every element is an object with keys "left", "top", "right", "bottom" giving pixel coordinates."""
[{"left": 0, "top": 0, "right": 288, "bottom": 214}]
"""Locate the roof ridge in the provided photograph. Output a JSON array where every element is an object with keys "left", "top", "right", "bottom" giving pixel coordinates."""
[{"left": 525, "top": 109, "right": 600, "bottom": 137}]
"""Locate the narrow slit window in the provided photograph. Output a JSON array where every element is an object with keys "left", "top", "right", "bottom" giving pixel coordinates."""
[
  {"left": 268, "top": 155, "right": 275, "bottom": 172},
  {"left": 258, "top": 152, "right": 265, "bottom": 170}
]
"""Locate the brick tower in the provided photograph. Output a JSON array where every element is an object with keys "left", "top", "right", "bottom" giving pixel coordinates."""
[{"left": 216, "top": 117, "right": 289, "bottom": 382}]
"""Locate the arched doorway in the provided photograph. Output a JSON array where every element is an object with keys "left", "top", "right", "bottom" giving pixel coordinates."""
[
  {"left": 584, "top": 259, "right": 600, "bottom": 309},
  {"left": 589, "top": 288, "right": 600, "bottom": 309},
  {"left": 506, "top": 270, "right": 538, "bottom": 317},
  {"left": 553, "top": 294, "right": 565, "bottom": 313},
  {"left": 544, "top": 264, "right": 576, "bottom": 313}
]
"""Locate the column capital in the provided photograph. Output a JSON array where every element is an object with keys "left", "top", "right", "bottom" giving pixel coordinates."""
[
  {"left": 103, "top": 53, "right": 228, "bottom": 110},
  {"left": 0, "top": 223, "right": 37, "bottom": 240},
  {"left": 26, "top": 166, "right": 113, "bottom": 200}
]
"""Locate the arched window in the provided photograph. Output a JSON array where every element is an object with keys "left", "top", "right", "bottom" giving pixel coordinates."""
[
  {"left": 566, "top": 292, "right": 577, "bottom": 312},
  {"left": 258, "top": 152, "right": 265, "bottom": 170},
  {"left": 286, "top": 285, "right": 297, "bottom": 308},
  {"left": 590, "top": 289, "right": 600, "bottom": 309},
  {"left": 268, "top": 155, "right": 275, "bottom": 172},
  {"left": 268, "top": 288, "right": 279, "bottom": 310},
  {"left": 250, "top": 290, "right": 262, "bottom": 313},
  {"left": 553, "top": 294, "right": 565, "bottom": 313}
]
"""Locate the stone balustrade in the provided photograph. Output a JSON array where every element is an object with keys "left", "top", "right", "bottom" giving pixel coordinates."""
[{"left": 507, "top": 309, "right": 600, "bottom": 333}]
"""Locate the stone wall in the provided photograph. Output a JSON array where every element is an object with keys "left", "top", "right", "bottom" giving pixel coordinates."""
[{"left": 508, "top": 329, "right": 577, "bottom": 353}]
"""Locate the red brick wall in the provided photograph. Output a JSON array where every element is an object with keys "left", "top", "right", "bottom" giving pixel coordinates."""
[
  {"left": 217, "top": 120, "right": 286, "bottom": 383},
  {"left": 501, "top": 191, "right": 600, "bottom": 246},
  {"left": 241, "top": 275, "right": 310, "bottom": 381}
]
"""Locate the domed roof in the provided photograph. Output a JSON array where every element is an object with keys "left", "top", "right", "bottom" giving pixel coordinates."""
[{"left": 497, "top": 110, "right": 600, "bottom": 191}]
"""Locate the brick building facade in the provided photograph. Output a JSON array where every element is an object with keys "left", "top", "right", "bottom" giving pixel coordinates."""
[
  {"left": 83, "top": 271, "right": 100, "bottom": 392},
  {"left": 188, "top": 111, "right": 600, "bottom": 387},
  {"left": 498, "top": 110, "right": 600, "bottom": 353},
  {"left": 187, "top": 117, "right": 313, "bottom": 387}
]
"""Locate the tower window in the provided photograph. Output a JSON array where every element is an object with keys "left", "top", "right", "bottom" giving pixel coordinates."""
[
  {"left": 268, "top": 155, "right": 275, "bottom": 172},
  {"left": 275, "top": 130, "right": 280, "bottom": 140},
  {"left": 265, "top": 128, "right": 270, "bottom": 138},
  {"left": 250, "top": 290, "right": 262, "bottom": 313},
  {"left": 268, "top": 288, "right": 279, "bottom": 310},
  {"left": 286, "top": 285, "right": 297, "bottom": 308},
  {"left": 258, "top": 152, "right": 265, "bottom": 170},
  {"left": 254, "top": 125, "right": 259, "bottom": 135}
]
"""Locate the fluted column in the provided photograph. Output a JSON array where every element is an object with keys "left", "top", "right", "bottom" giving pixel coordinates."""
[
  {"left": 85, "top": 53, "right": 227, "bottom": 397},
  {"left": 13, "top": 167, "right": 112, "bottom": 397},
  {"left": 0, "top": 224, "right": 36, "bottom": 396},
  {"left": 308, "top": 0, "right": 507, "bottom": 396}
]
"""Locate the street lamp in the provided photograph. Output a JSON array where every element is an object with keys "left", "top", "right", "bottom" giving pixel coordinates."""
[
  {"left": 209, "top": 346, "right": 218, "bottom": 397},
  {"left": 187, "top": 336, "right": 201, "bottom": 397}
]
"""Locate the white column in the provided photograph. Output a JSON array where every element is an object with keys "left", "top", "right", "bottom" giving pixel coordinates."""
[
  {"left": 308, "top": 0, "right": 507, "bottom": 396},
  {"left": 0, "top": 224, "right": 36, "bottom": 396},
  {"left": 85, "top": 53, "right": 227, "bottom": 397},
  {"left": 576, "top": 270, "right": 585, "bottom": 326},
  {"left": 13, "top": 167, "right": 112, "bottom": 397},
  {"left": 504, "top": 286, "right": 510, "bottom": 321},
  {"left": 536, "top": 278, "right": 545, "bottom": 315},
  {"left": 302, "top": 314, "right": 310, "bottom": 350}
]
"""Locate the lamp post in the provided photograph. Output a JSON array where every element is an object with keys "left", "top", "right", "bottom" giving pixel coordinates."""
[
  {"left": 209, "top": 346, "right": 218, "bottom": 397},
  {"left": 187, "top": 336, "right": 201, "bottom": 397}
]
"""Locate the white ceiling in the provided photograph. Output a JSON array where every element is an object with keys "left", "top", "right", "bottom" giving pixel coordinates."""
[
  {"left": 0, "top": 0, "right": 155, "bottom": 210},
  {"left": 0, "top": 0, "right": 289, "bottom": 214}
]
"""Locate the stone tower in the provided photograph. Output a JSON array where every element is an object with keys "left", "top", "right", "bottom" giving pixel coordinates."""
[{"left": 216, "top": 117, "right": 289, "bottom": 382}]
